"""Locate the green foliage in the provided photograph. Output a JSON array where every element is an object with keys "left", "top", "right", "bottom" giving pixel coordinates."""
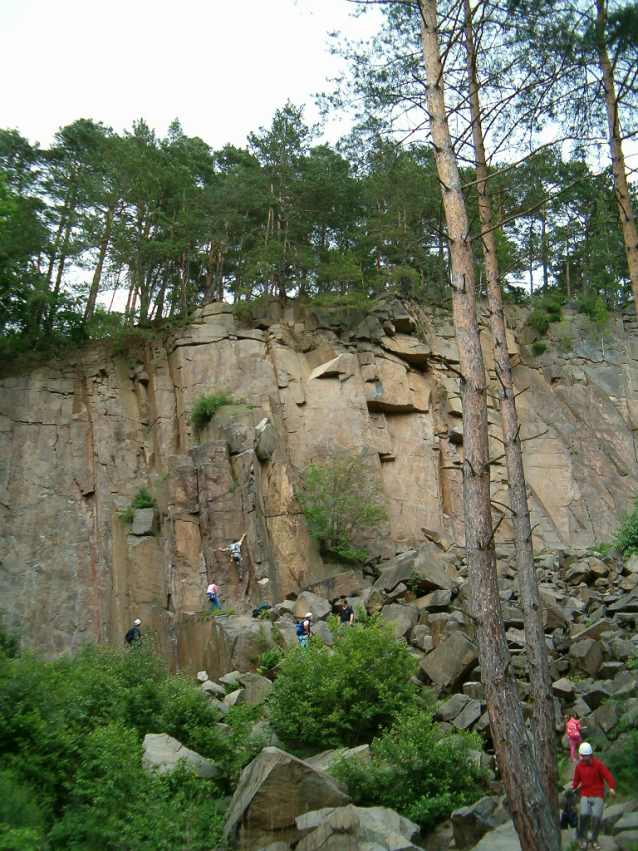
[
  {"left": 256, "top": 649, "right": 281, "bottom": 674},
  {"left": 297, "top": 448, "right": 387, "bottom": 562},
  {"left": 613, "top": 491, "right": 638, "bottom": 557},
  {"left": 527, "top": 308, "right": 550, "bottom": 335},
  {"left": 627, "top": 655, "right": 638, "bottom": 671},
  {"left": 606, "top": 730, "right": 638, "bottom": 795},
  {"left": 269, "top": 615, "right": 416, "bottom": 749},
  {"left": 556, "top": 332, "right": 574, "bottom": 353},
  {"left": 119, "top": 486, "right": 158, "bottom": 522},
  {"left": 190, "top": 391, "right": 242, "bottom": 430},
  {"left": 331, "top": 709, "right": 486, "bottom": 834},
  {"left": 531, "top": 340, "right": 547, "bottom": 356},
  {"left": 0, "top": 641, "right": 264, "bottom": 849},
  {"left": 578, "top": 293, "right": 609, "bottom": 331}
]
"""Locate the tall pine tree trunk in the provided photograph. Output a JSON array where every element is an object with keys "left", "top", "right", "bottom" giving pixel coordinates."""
[
  {"left": 596, "top": 0, "right": 638, "bottom": 306},
  {"left": 419, "top": 3, "right": 560, "bottom": 849},
  {"left": 84, "top": 205, "right": 115, "bottom": 322},
  {"left": 463, "top": 0, "right": 559, "bottom": 826}
]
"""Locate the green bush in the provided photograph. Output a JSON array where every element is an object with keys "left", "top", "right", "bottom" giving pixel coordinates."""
[
  {"left": 0, "top": 641, "right": 263, "bottom": 849},
  {"left": 269, "top": 615, "right": 416, "bottom": 749},
  {"left": 119, "top": 486, "right": 158, "bottom": 522},
  {"left": 297, "top": 448, "right": 387, "bottom": 562},
  {"left": 537, "top": 294, "right": 563, "bottom": 322},
  {"left": 190, "top": 391, "right": 242, "bottom": 430},
  {"left": 527, "top": 309, "right": 550, "bottom": 335},
  {"left": 331, "top": 709, "right": 486, "bottom": 834},
  {"left": 613, "top": 491, "right": 638, "bottom": 557},
  {"left": 606, "top": 730, "right": 638, "bottom": 795},
  {"left": 556, "top": 333, "right": 574, "bottom": 354},
  {"left": 577, "top": 292, "right": 609, "bottom": 330},
  {"left": 531, "top": 341, "right": 547, "bottom": 357}
]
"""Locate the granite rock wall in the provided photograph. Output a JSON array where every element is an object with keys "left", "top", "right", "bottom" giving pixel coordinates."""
[{"left": 1, "top": 297, "right": 637, "bottom": 666}]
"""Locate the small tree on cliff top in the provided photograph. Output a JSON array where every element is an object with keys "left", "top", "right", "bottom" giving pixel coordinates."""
[{"left": 297, "top": 448, "right": 387, "bottom": 562}]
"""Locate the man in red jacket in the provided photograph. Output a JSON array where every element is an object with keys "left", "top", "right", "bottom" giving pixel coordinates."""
[{"left": 571, "top": 742, "right": 616, "bottom": 850}]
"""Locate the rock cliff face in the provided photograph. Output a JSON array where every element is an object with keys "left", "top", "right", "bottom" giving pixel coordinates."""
[{"left": 1, "top": 297, "right": 637, "bottom": 666}]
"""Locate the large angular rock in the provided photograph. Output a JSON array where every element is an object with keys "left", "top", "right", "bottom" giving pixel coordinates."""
[
  {"left": 613, "top": 812, "right": 638, "bottom": 835},
  {"left": 602, "top": 800, "right": 638, "bottom": 834},
  {"left": 295, "top": 805, "right": 421, "bottom": 851},
  {"left": 142, "top": 733, "right": 220, "bottom": 779},
  {"left": 300, "top": 571, "right": 364, "bottom": 603},
  {"left": 438, "top": 693, "right": 471, "bottom": 722},
  {"left": 294, "top": 592, "right": 332, "bottom": 622},
  {"left": 379, "top": 334, "right": 431, "bottom": 365},
  {"left": 131, "top": 507, "right": 158, "bottom": 536},
  {"left": 237, "top": 672, "right": 273, "bottom": 708},
  {"left": 223, "top": 747, "right": 350, "bottom": 850},
  {"left": 569, "top": 638, "right": 603, "bottom": 678},
  {"left": 420, "top": 631, "right": 478, "bottom": 692},
  {"left": 615, "top": 830, "right": 638, "bottom": 851},
  {"left": 471, "top": 819, "right": 519, "bottom": 850},
  {"left": 380, "top": 603, "right": 418, "bottom": 639},
  {"left": 451, "top": 796, "right": 508, "bottom": 850},
  {"left": 453, "top": 698, "right": 482, "bottom": 730}
]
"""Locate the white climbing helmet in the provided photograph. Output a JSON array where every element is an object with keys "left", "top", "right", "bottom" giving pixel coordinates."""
[
  {"left": 579, "top": 742, "right": 593, "bottom": 756},
  {"left": 305, "top": 612, "right": 313, "bottom": 619},
  {"left": 134, "top": 619, "right": 141, "bottom": 626}
]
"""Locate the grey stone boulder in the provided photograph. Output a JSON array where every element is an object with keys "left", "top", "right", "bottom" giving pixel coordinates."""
[
  {"left": 312, "top": 620, "right": 334, "bottom": 646},
  {"left": 451, "top": 796, "right": 509, "bottom": 850},
  {"left": 453, "top": 698, "right": 482, "bottom": 730},
  {"left": 569, "top": 638, "right": 603, "bottom": 678},
  {"left": 380, "top": 603, "right": 418, "bottom": 639},
  {"left": 255, "top": 421, "right": 279, "bottom": 461},
  {"left": 594, "top": 702, "right": 619, "bottom": 734},
  {"left": 142, "top": 733, "right": 220, "bottom": 779},
  {"left": 471, "top": 818, "right": 519, "bottom": 850},
  {"left": 131, "top": 507, "right": 158, "bottom": 536},
  {"left": 305, "top": 744, "right": 370, "bottom": 774},
  {"left": 294, "top": 592, "right": 332, "bottom": 622},
  {"left": 295, "top": 804, "right": 421, "bottom": 851},
  {"left": 552, "top": 677, "right": 576, "bottom": 700},
  {"left": 202, "top": 679, "right": 226, "bottom": 699},
  {"left": 615, "top": 831, "right": 638, "bottom": 851},
  {"left": 581, "top": 683, "right": 613, "bottom": 711},
  {"left": 438, "top": 693, "right": 471, "bottom": 723},
  {"left": 300, "top": 570, "right": 364, "bottom": 603},
  {"left": 420, "top": 631, "right": 478, "bottom": 692},
  {"left": 223, "top": 747, "right": 350, "bottom": 850},
  {"left": 237, "top": 672, "right": 273, "bottom": 708},
  {"left": 602, "top": 800, "right": 638, "bottom": 834},
  {"left": 613, "top": 812, "right": 638, "bottom": 835}
]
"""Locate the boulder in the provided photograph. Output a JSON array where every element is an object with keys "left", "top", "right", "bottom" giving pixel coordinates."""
[
  {"left": 196, "top": 670, "right": 208, "bottom": 683},
  {"left": 416, "top": 590, "right": 453, "bottom": 612},
  {"left": 237, "top": 672, "right": 273, "bottom": 707},
  {"left": 594, "top": 702, "right": 619, "bottom": 734},
  {"left": 379, "top": 334, "right": 431, "bottom": 365},
  {"left": 255, "top": 422, "right": 279, "bottom": 461},
  {"left": 305, "top": 745, "right": 370, "bottom": 774},
  {"left": 380, "top": 603, "right": 418, "bottom": 639},
  {"left": 312, "top": 621, "right": 335, "bottom": 646},
  {"left": 613, "top": 812, "right": 638, "bottom": 835},
  {"left": 295, "top": 804, "right": 421, "bottom": 851},
  {"left": 453, "top": 698, "right": 482, "bottom": 730},
  {"left": 602, "top": 800, "right": 638, "bottom": 835},
  {"left": 374, "top": 552, "right": 419, "bottom": 593},
  {"left": 571, "top": 619, "right": 617, "bottom": 642},
  {"left": 300, "top": 571, "right": 364, "bottom": 602},
  {"left": 569, "top": 638, "right": 603, "bottom": 678},
  {"left": 438, "top": 693, "right": 471, "bottom": 722},
  {"left": 294, "top": 592, "right": 332, "bottom": 622},
  {"left": 581, "top": 683, "right": 613, "bottom": 711},
  {"left": 451, "top": 796, "right": 508, "bottom": 850},
  {"left": 142, "top": 733, "right": 220, "bottom": 779},
  {"left": 202, "top": 679, "right": 226, "bottom": 699},
  {"left": 131, "top": 507, "right": 158, "bottom": 536},
  {"left": 469, "top": 818, "right": 519, "bottom": 850},
  {"left": 552, "top": 678, "right": 576, "bottom": 700},
  {"left": 420, "top": 631, "right": 478, "bottom": 692},
  {"left": 615, "top": 830, "right": 638, "bottom": 851},
  {"left": 223, "top": 747, "right": 350, "bottom": 850}
]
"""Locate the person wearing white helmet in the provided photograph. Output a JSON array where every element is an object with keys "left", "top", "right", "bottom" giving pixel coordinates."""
[
  {"left": 571, "top": 741, "right": 615, "bottom": 850},
  {"left": 125, "top": 619, "right": 142, "bottom": 644},
  {"left": 297, "top": 612, "right": 313, "bottom": 648}
]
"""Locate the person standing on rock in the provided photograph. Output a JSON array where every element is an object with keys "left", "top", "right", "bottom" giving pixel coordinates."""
[
  {"left": 218, "top": 533, "right": 246, "bottom": 580},
  {"left": 125, "top": 619, "right": 142, "bottom": 644},
  {"left": 571, "top": 742, "right": 615, "bottom": 850},
  {"left": 206, "top": 582, "right": 222, "bottom": 612},
  {"left": 297, "top": 612, "right": 313, "bottom": 648},
  {"left": 566, "top": 715, "right": 583, "bottom": 762},
  {"left": 338, "top": 598, "right": 354, "bottom": 627}
]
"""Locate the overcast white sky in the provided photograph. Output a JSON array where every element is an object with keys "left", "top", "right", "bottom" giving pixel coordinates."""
[{"left": 0, "top": 0, "right": 383, "bottom": 150}]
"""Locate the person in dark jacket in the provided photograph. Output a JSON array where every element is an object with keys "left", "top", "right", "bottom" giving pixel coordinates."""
[
  {"left": 338, "top": 598, "right": 354, "bottom": 626},
  {"left": 125, "top": 619, "right": 142, "bottom": 644},
  {"left": 571, "top": 742, "right": 615, "bottom": 850}
]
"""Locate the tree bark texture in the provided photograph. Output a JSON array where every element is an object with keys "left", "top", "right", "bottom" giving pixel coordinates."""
[
  {"left": 84, "top": 205, "right": 114, "bottom": 322},
  {"left": 596, "top": 0, "right": 638, "bottom": 307},
  {"left": 418, "top": 3, "right": 561, "bottom": 850},
  {"left": 463, "top": 0, "right": 560, "bottom": 827}
]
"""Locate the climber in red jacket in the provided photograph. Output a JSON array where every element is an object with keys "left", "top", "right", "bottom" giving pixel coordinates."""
[{"left": 571, "top": 742, "right": 615, "bottom": 850}]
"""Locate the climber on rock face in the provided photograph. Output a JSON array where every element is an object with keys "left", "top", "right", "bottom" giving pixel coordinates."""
[
  {"left": 206, "top": 581, "right": 222, "bottom": 612},
  {"left": 125, "top": 619, "right": 142, "bottom": 645},
  {"left": 218, "top": 533, "right": 246, "bottom": 579}
]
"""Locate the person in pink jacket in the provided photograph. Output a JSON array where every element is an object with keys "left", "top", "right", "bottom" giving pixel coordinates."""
[{"left": 566, "top": 715, "right": 582, "bottom": 762}]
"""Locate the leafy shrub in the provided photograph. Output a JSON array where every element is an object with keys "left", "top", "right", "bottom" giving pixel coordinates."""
[
  {"left": 537, "top": 294, "right": 563, "bottom": 322},
  {"left": 190, "top": 391, "right": 243, "bottom": 430},
  {"left": 0, "top": 641, "right": 261, "bottom": 849},
  {"left": 556, "top": 333, "right": 574, "bottom": 354},
  {"left": 606, "top": 730, "right": 638, "bottom": 795},
  {"left": 269, "top": 615, "right": 416, "bottom": 749},
  {"left": 577, "top": 292, "right": 609, "bottom": 331},
  {"left": 119, "top": 486, "right": 158, "bottom": 522},
  {"left": 531, "top": 341, "right": 547, "bottom": 357},
  {"left": 297, "top": 448, "right": 387, "bottom": 562},
  {"left": 527, "top": 309, "right": 550, "bottom": 335},
  {"left": 256, "top": 649, "right": 281, "bottom": 674},
  {"left": 613, "top": 491, "right": 638, "bottom": 557},
  {"left": 331, "top": 709, "right": 486, "bottom": 834}
]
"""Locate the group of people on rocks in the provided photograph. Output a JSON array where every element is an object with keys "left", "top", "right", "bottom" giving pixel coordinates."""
[{"left": 565, "top": 715, "right": 616, "bottom": 850}]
